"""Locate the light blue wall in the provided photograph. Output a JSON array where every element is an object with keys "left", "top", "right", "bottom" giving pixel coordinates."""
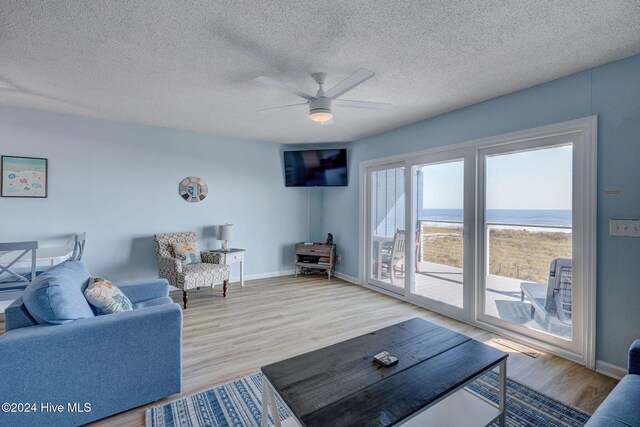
[
  {"left": 321, "top": 54, "right": 640, "bottom": 368},
  {"left": 0, "top": 105, "right": 311, "bottom": 282}
]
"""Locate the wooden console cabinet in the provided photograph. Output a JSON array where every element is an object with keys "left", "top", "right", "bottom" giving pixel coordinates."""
[{"left": 294, "top": 243, "right": 336, "bottom": 282}]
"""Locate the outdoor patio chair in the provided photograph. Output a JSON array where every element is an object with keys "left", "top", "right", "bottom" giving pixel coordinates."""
[
  {"left": 554, "top": 265, "right": 572, "bottom": 324},
  {"left": 381, "top": 230, "right": 406, "bottom": 285},
  {"left": 0, "top": 241, "right": 38, "bottom": 291},
  {"left": 520, "top": 258, "right": 572, "bottom": 327}
]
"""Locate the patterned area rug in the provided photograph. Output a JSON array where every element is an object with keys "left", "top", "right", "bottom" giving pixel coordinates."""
[
  {"left": 146, "top": 371, "right": 591, "bottom": 427},
  {"left": 469, "top": 371, "right": 590, "bottom": 426}
]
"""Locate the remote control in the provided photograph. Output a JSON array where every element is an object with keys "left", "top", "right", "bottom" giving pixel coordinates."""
[{"left": 373, "top": 351, "right": 399, "bottom": 367}]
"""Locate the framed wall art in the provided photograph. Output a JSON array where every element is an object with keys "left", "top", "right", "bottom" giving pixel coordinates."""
[{"left": 1, "top": 155, "right": 48, "bottom": 198}]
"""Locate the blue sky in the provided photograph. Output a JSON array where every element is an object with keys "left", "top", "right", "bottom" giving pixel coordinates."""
[{"left": 422, "top": 145, "right": 572, "bottom": 210}]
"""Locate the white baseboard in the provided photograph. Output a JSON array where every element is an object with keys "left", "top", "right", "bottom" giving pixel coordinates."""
[
  {"left": 595, "top": 360, "right": 626, "bottom": 380},
  {"left": 335, "top": 271, "right": 359, "bottom": 284}
]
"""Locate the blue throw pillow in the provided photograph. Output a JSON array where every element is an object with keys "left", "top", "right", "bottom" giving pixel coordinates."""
[{"left": 23, "top": 260, "right": 96, "bottom": 325}]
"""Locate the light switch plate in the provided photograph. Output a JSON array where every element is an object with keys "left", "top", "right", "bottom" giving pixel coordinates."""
[{"left": 610, "top": 219, "right": 640, "bottom": 237}]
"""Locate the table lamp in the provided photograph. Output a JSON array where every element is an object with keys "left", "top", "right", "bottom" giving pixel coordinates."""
[{"left": 218, "top": 224, "right": 235, "bottom": 252}]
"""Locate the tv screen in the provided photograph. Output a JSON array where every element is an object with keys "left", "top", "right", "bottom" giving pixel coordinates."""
[{"left": 283, "top": 149, "right": 348, "bottom": 187}]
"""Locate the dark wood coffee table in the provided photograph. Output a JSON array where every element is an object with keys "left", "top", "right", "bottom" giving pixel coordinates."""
[{"left": 261, "top": 317, "right": 508, "bottom": 427}]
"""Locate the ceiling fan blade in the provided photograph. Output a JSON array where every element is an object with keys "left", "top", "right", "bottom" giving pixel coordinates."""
[
  {"left": 255, "top": 76, "right": 314, "bottom": 100},
  {"left": 333, "top": 99, "right": 393, "bottom": 110},
  {"left": 258, "top": 102, "right": 308, "bottom": 113},
  {"left": 324, "top": 69, "right": 375, "bottom": 99}
]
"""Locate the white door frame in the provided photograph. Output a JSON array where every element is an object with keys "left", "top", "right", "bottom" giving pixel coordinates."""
[
  {"left": 476, "top": 133, "right": 588, "bottom": 364},
  {"left": 359, "top": 116, "right": 597, "bottom": 368},
  {"left": 404, "top": 151, "right": 476, "bottom": 321}
]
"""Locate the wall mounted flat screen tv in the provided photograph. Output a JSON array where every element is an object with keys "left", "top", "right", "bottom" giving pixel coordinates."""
[{"left": 284, "top": 149, "right": 348, "bottom": 187}]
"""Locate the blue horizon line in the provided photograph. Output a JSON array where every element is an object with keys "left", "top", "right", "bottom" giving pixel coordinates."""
[{"left": 418, "top": 208, "right": 572, "bottom": 226}]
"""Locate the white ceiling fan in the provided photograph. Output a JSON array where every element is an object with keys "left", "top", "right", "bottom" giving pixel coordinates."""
[{"left": 255, "top": 69, "right": 392, "bottom": 123}]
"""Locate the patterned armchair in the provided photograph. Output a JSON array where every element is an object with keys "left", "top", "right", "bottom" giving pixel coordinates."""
[{"left": 154, "top": 232, "right": 230, "bottom": 309}]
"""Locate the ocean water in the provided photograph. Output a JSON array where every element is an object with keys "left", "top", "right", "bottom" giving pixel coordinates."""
[{"left": 420, "top": 209, "right": 572, "bottom": 227}]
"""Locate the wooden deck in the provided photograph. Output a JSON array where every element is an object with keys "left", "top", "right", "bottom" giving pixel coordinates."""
[{"left": 376, "top": 261, "right": 572, "bottom": 339}]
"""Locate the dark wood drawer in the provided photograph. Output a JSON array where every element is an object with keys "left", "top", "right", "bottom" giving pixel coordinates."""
[{"left": 295, "top": 244, "right": 333, "bottom": 256}]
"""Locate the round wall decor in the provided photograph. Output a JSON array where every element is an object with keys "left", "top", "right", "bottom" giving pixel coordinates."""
[{"left": 179, "top": 177, "right": 208, "bottom": 203}]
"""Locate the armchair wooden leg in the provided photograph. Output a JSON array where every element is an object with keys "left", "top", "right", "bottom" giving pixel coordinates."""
[
  {"left": 223, "top": 280, "right": 228, "bottom": 297},
  {"left": 182, "top": 291, "right": 189, "bottom": 309}
]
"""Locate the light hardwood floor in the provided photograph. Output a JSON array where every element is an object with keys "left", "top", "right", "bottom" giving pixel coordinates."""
[{"left": 1, "top": 275, "right": 618, "bottom": 426}]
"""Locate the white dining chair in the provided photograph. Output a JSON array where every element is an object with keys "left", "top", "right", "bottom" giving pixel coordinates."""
[
  {"left": 0, "top": 241, "right": 38, "bottom": 291},
  {"left": 71, "top": 232, "right": 87, "bottom": 261}
]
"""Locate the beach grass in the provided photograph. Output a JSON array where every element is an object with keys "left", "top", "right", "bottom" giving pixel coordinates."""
[{"left": 421, "top": 226, "right": 572, "bottom": 284}]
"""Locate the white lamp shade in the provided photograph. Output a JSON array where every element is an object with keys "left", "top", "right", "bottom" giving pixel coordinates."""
[{"left": 218, "top": 224, "right": 235, "bottom": 241}]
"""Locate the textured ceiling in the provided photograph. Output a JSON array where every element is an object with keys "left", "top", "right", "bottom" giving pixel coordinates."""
[{"left": 1, "top": 1, "right": 639, "bottom": 144}]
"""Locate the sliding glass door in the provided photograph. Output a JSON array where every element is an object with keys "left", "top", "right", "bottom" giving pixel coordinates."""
[
  {"left": 362, "top": 118, "right": 596, "bottom": 366},
  {"left": 478, "top": 136, "right": 583, "bottom": 354},
  {"left": 409, "top": 153, "right": 474, "bottom": 317},
  {"left": 366, "top": 163, "right": 406, "bottom": 294}
]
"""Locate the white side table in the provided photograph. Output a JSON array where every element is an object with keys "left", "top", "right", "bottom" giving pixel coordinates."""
[{"left": 210, "top": 248, "right": 245, "bottom": 286}]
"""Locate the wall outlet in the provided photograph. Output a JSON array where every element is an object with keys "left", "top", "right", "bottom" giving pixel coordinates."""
[
  {"left": 610, "top": 219, "right": 640, "bottom": 237},
  {"left": 337, "top": 254, "right": 342, "bottom": 263}
]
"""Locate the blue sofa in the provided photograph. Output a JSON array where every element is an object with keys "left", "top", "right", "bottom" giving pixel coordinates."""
[
  {"left": 0, "top": 261, "right": 182, "bottom": 426},
  {"left": 585, "top": 340, "right": 640, "bottom": 426}
]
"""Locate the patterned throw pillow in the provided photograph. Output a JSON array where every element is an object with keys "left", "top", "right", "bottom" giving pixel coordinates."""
[
  {"left": 172, "top": 241, "right": 202, "bottom": 265},
  {"left": 84, "top": 278, "right": 133, "bottom": 314}
]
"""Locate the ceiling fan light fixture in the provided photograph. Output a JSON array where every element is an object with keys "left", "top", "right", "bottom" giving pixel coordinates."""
[
  {"left": 256, "top": 69, "right": 391, "bottom": 122},
  {"left": 309, "top": 109, "right": 333, "bottom": 122},
  {"left": 309, "top": 96, "right": 332, "bottom": 122}
]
